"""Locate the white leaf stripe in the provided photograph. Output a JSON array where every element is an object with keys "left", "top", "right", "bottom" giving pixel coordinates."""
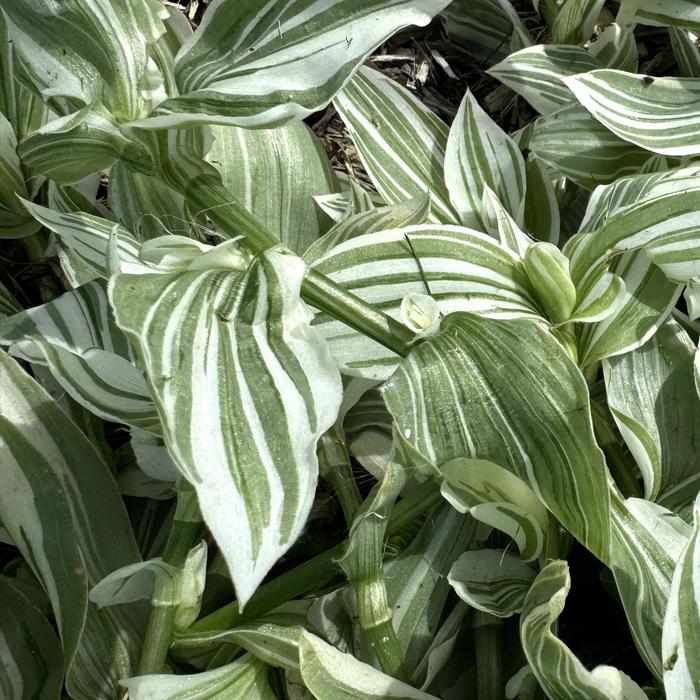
[
  {"left": 111, "top": 248, "right": 342, "bottom": 604},
  {"left": 631, "top": 1, "right": 700, "bottom": 31},
  {"left": 0, "top": 351, "right": 144, "bottom": 699},
  {"left": 528, "top": 103, "right": 657, "bottom": 189},
  {"left": 489, "top": 45, "right": 601, "bottom": 115},
  {"left": 445, "top": 90, "right": 526, "bottom": 230},
  {"left": 564, "top": 70, "right": 700, "bottom": 156},
  {"left": 334, "top": 67, "right": 459, "bottom": 223},
  {"left": 135, "top": 0, "right": 451, "bottom": 128},
  {"left": 670, "top": 26, "right": 700, "bottom": 78},
  {"left": 383, "top": 313, "right": 611, "bottom": 564},
  {"left": 610, "top": 494, "right": 691, "bottom": 678},
  {"left": 0, "top": 281, "right": 159, "bottom": 430},
  {"left": 0, "top": 576, "right": 64, "bottom": 700},
  {"left": 310, "top": 225, "right": 541, "bottom": 379}
]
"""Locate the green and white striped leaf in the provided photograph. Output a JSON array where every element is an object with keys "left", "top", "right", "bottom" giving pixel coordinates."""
[
  {"left": 21, "top": 200, "right": 150, "bottom": 278},
  {"left": 610, "top": 494, "right": 692, "bottom": 678},
  {"left": 623, "top": 0, "right": 700, "bottom": 31},
  {"left": 551, "top": 0, "right": 605, "bottom": 44},
  {"left": 448, "top": 549, "right": 536, "bottom": 618},
  {"left": 521, "top": 560, "right": 647, "bottom": 700},
  {"left": 0, "top": 280, "right": 158, "bottom": 431},
  {"left": 108, "top": 162, "right": 188, "bottom": 241},
  {"left": 564, "top": 70, "right": 700, "bottom": 156},
  {"left": 334, "top": 67, "right": 459, "bottom": 224},
  {"left": 670, "top": 27, "right": 700, "bottom": 78},
  {"left": 123, "top": 653, "right": 275, "bottom": 700},
  {"left": 298, "top": 630, "right": 438, "bottom": 699},
  {"left": 0, "top": 351, "right": 145, "bottom": 699},
  {"left": 0, "top": 112, "right": 40, "bottom": 239},
  {"left": 2, "top": 0, "right": 167, "bottom": 121},
  {"left": 18, "top": 101, "right": 154, "bottom": 185},
  {"left": 604, "top": 318, "right": 700, "bottom": 514},
  {"left": 442, "top": 0, "right": 531, "bottom": 65},
  {"left": 207, "top": 121, "right": 338, "bottom": 255},
  {"left": 445, "top": 90, "right": 526, "bottom": 230},
  {"left": 489, "top": 45, "right": 600, "bottom": 115},
  {"left": 383, "top": 313, "right": 611, "bottom": 564},
  {"left": 309, "top": 225, "right": 541, "bottom": 379},
  {"left": 662, "top": 492, "right": 700, "bottom": 699},
  {"left": 137, "top": 0, "right": 451, "bottom": 129},
  {"left": 441, "top": 458, "right": 550, "bottom": 562},
  {"left": 305, "top": 195, "right": 431, "bottom": 265},
  {"left": 110, "top": 247, "right": 342, "bottom": 605},
  {"left": 0, "top": 576, "right": 64, "bottom": 700},
  {"left": 589, "top": 23, "right": 639, "bottom": 72},
  {"left": 528, "top": 103, "right": 658, "bottom": 189}
]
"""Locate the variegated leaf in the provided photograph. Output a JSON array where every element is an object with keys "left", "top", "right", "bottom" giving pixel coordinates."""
[
  {"left": 489, "top": 45, "right": 600, "bottom": 115},
  {"left": 445, "top": 90, "right": 526, "bottom": 230},
  {"left": 523, "top": 158, "right": 560, "bottom": 244},
  {"left": 334, "top": 66, "right": 459, "bottom": 224},
  {"left": 136, "top": 0, "right": 451, "bottom": 129},
  {"left": 564, "top": 70, "right": 700, "bottom": 156},
  {"left": 0, "top": 576, "right": 64, "bottom": 700},
  {"left": 309, "top": 225, "right": 541, "bottom": 380},
  {"left": 207, "top": 120, "right": 338, "bottom": 255},
  {"left": 110, "top": 247, "right": 342, "bottom": 605},
  {"left": 448, "top": 549, "right": 536, "bottom": 618},
  {"left": 551, "top": 0, "right": 605, "bottom": 44},
  {"left": 625, "top": 0, "right": 700, "bottom": 31},
  {"left": 670, "top": 26, "right": 700, "bottom": 78},
  {"left": 604, "top": 318, "right": 700, "bottom": 514},
  {"left": 662, "top": 492, "right": 700, "bottom": 699},
  {"left": 383, "top": 313, "right": 611, "bottom": 564},
  {"left": 588, "top": 23, "right": 639, "bottom": 72},
  {"left": 521, "top": 560, "right": 647, "bottom": 699},
  {"left": 0, "top": 351, "right": 145, "bottom": 699},
  {"left": 0, "top": 280, "right": 159, "bottom": 431}
]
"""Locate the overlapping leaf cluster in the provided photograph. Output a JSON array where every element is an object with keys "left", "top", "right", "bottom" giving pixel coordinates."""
[{"left": 1, "top": 0, "right": 699, "bottom": 698}]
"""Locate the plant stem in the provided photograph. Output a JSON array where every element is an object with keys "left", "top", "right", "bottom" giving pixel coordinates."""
[
  {"left": 473, "top": 612, "right": 504, "bottom": 700},
  {"left": 138, "top": 488, "right": 202, "bottom": 675},
  {"left": 318, "top": 434, "right": 362, "bottom": 524},
  {"left": 181, "top": 174, "right": 416, "bottom": 356},
  {"left": 188, "top": 480, "right": 441, "bottom": 633}
]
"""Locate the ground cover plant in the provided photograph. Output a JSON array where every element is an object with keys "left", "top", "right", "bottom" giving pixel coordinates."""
[{"left": 1, "top": 0, "right": 700, "bottom": 697}]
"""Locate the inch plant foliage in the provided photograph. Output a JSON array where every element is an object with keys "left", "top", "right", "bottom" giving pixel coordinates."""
[{"left": 1, "top": 0, "right": 700, "bottom": 698}]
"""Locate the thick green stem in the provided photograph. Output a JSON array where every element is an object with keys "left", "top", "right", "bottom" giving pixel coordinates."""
[
  {"left": 181, "top": 174, "right": 416, "bottom": 356},
  {"left": 189, "top": 480, "right": 441, "bottom": 633},
  {"left": 318, "top": 434, "right": 362, "bottom": 524},
  {"left": 138, "top": 488, "right": 202, "bottom": 675},
  {"left": 473, "top": 612, "right": 504, "bottom": 700}
]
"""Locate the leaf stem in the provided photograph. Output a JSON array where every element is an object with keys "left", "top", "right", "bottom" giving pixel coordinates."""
[
  {"left": 318, "top": 434, "right": 363, "bottom": 524},
  {"left": 187, "top": 480, "right": 441, "bottom": 633},
  {"left": 473, "top": 612, "right": 504, "bottom": 700},
  {"left": 137, "top": 488, "right": 202, "bottom": 675}
]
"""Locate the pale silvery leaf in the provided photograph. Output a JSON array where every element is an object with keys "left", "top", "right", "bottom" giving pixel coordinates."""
[
  {"left": 445, "top": 90, "right": 526, "bottom": 230},
  {"left": 298, "top": 630, "right": 438, "bottom": 699},
  {"left": 442, "top": 0, "right": 531, "bottom": 65},
  {"left": 441, "top": 458, "right": 549, "bottom": 562},
  {"left": 662, "top": 492, "right": 700, "bottom": 699},
  {"left": 0, "top": 576, "right": 64, "bottom": 700},
  {"left": 334, "top": 67, "right": 458, "bottom": 224},
  {"left": 488, "top": 45, "right": 601, "bottom": 115},
  {"left": 310, "top": 225, "right": 540, "bottom": 380},
  {"left": 521, "top": 560, "right": 647, "bottom": 699},
  {"left": 564, "top": 70, "right": 700, "bottom": 156},
  {"left": 448, "top": 549, "right": 536, "bottom": 618},
  {"left": 207, "top": 121, "right": 339, "bottom": 255},
  {"left": 0, "top": 351, "right": 145, "bottom": 699},
  {"left": 110, "top": 247, "right": 342, "bottom": 605},
  {"left": 383, "top": 313, "right": 611, "bottom": 564},
  {"left": 0, "top": 280, "right": 159, "bottom": 431},
  {"left": 123, "top": 653, "right": 275, "bottom": 699},
  {"left": 3, "top": 0, "right": 168, "bottom": 121},
  {"left": 604, "top": 318, "right": 700, "bottom": 515},
  {"left": 133, "top": 0, "right": 452, "bottom": 129},
  {"left": 18, "top": 102, "right": 154, "bottom": 184}
]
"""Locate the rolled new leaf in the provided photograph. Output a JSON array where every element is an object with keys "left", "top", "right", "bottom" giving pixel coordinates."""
[
  {"left": 110, "top": 246, "right": 342, "bottom": 605},
  {"left": 523, "top": 241, "right": 577, "bottom": 324}
]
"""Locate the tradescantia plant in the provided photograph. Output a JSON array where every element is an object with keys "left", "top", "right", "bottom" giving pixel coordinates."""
[{"left": 1, "top": 0, "right": 700, "bottom": 697}]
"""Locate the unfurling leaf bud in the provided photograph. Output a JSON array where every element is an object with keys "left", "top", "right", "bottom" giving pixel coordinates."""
[
  {"left": 523, "top": 242, "right": 577, "bottom": 324},
  {"left": 400, "top": 292, "right": 441, "bottom": 338}
]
